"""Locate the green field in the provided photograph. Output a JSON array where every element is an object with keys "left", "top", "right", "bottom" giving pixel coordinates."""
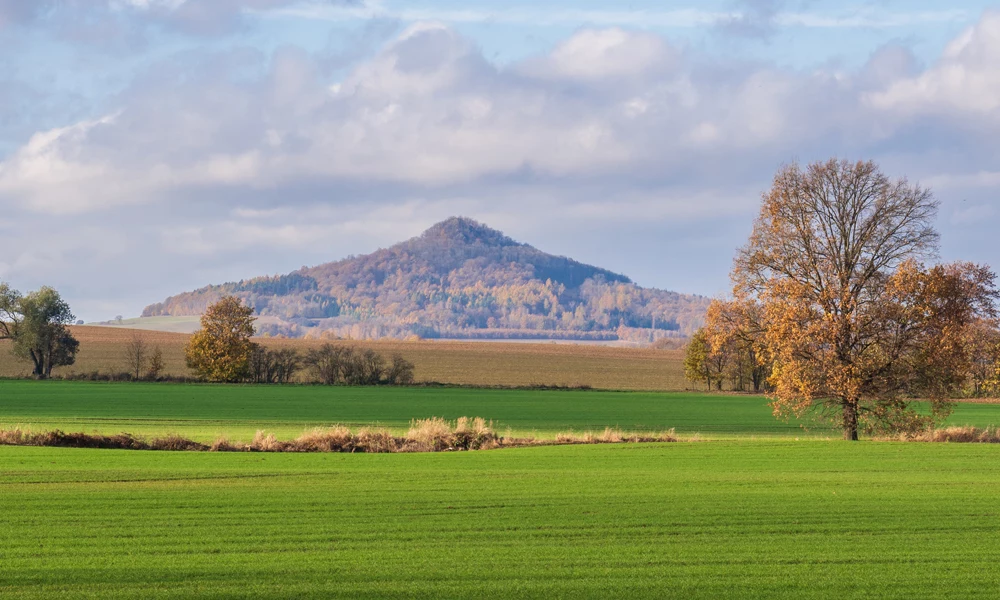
[
  {"left": 3, "top": 380, "right": 1000, "bottom": 442},
  {"left": 4, "top": 442, "right": 1000, "bottom": 598},
  {"left": 0, "top": 380, "right": 809, "bottom": 441},
  {"left": 5, "top": 381, "right": 1000, "bottom": 598}
]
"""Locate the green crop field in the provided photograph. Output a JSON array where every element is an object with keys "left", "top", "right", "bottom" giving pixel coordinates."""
[
  {"left": 3, "top": 380, "right": 1000, "bottom": 442},
  {"left": 5, "top": 380, "right": 1000, "bottom": 598},
  {"left": 4, "top": 442, "right": 1000, "bottom": 598},
  {"left": 0, "top": 380, "right": 812, "bottom": 441}
]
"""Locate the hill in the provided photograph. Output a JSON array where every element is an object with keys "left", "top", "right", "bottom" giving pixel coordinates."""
[{"left": 143, "top": 217, "right": 710, "bottom": 340}]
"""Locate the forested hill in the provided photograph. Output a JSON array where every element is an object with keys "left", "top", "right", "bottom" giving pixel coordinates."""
[{"left": 143, "top": 217, "right": 710, "bottom": 341}]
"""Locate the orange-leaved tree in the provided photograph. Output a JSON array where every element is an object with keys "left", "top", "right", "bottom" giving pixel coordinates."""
[
  {"left": 731, "top": 159, "right": 997, "bottom": 440},
  {"left": 185, "top": 296, "right": 256, "bottom": 382},
  {"left": 703, "top": 298, "right": 770, "bottom": 393}
]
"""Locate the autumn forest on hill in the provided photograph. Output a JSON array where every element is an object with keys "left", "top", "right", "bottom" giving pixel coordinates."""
[{"left": 142, "top": 217, "right": 711, "bottom": 341}]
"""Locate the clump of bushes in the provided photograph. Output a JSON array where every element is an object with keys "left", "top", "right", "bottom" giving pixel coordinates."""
[
  {"left": 302, "top": 344, "right": 414, "bottom": 386},
  {"left": 247, "top": 346, "right": 300, "bottom": 384}
]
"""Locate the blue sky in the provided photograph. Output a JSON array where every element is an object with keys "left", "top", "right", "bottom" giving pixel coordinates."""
[{"left": 1, "top": 0, "right": 999, "bottom": 320}]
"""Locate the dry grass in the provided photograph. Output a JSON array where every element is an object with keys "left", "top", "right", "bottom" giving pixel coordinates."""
[
  {"left": 0, "top": 326, "right": 687, "bottom": 391},
  {"left": 887, "top": 426, "right": 1000, "bottom": 443},
  {"left": 402, "top": 417, "right": 500, "bottom": 452},
  {"left": 0, "top": 420, "right": 686, "bottom": 453},
  {"left": 554, "top": 428, "right": 678, "bottom": 444},
  {"left": 0, "top": 427, "right": 207, "bottom": 451}
]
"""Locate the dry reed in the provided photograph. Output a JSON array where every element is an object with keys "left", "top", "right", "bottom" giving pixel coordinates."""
[
  {"left": 887, "top": 426, "right": 1000, "bottom": 443},
  {"left": 0, "top": 421, "right": 687, "bottom": 453}
]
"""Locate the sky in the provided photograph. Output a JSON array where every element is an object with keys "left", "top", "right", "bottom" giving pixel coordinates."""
[{"left": 1, "top": 0, "right": 999, "bottom": 321}]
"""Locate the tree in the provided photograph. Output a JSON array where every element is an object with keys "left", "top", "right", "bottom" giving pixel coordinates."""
[
  {"left": 732, "top": 159, "right": 997, "bottom": 440},
  {"left": 185, "top": 296, "right": 256, "bottom": 382},
  {"left": 703, "top": 299, "right": 770, "bottom": 393},
  {"left": 303, "top": 344, "right": 414, "bottom": 386},
  {"left": 385, "top": 354, "right": 415, "bottom": 385},
  {"left": 247, "top": 345, "right": 300, "bottom": 384},
  {"left": 0, "top": 283, "right": 80, "bottom": 379},
  {"left": 965, "top": 320, "right": 1000, "bottom": 397},
  {"left": 123, "top": 330, "right": 148, "bottom": 380},
  {"left": 684, "top": 329, "right": 722, "bottom": 391},
  {"left": 146, "top": 346, "right": 165, "bottom": 380},
  {"left": 304, "top": 344, "right": 353, "bottom": 384}
]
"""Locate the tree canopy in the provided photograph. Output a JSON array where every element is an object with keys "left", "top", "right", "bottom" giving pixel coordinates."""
[
  {"left": 185, "top": 296, "right": 256, "bottom": 382},
  {"left": 727, "top": 159, "right": 998, "bottom": 440},
  {"left": 0, "top": 283, "right": 80, "bottom": 379}
]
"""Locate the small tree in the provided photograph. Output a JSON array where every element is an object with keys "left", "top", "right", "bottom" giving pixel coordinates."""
[
  {"left": 123, "top": 330, "right": 148, "bottom": 380},
  {"left": 684, "top": 329, "right": 717, "bottom": 391},
  {"left": 185, "top": 296, "right": 256, "bottom": 382},
  {"left": 704, "top": 299, "right": 770, "bottom": 393},
  {"left": 304, "top": 344, "right": 352, "bottom": 384},
  {"left": 146, "top": 346, "right": 165, "bottom": 380},
  {"left": 385, "top": 354, "right": 415, "bottom": 385},
  {"left": 965, "top": 320, "right": 1000, "bottom": 397},
  {"left": 0, "top": 283, "right": 80, "bottom": 379},
  {"left": 248, "top": 345, "right": 300, "bottom": 383}
]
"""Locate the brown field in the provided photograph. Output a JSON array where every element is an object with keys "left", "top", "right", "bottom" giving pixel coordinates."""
[{"left": 0, "top": 326, "right": 688, "bottom": 391}]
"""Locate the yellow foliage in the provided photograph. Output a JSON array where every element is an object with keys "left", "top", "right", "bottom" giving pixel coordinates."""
[{"left": 184, "top": 296, "right": 256, "bottom": 382}]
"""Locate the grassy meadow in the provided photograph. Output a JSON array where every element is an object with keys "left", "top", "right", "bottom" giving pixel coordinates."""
[
  {"left": 0, "top": 326, "right": 688, "bottom": 391},
  {"left": 4, "top": 442, "right": 1000, "bottom": 598},
  {"left": 0, "top": 380, "right": 810, "bottom": 441},
  {"left": 2, "top": 380, "right": 1000, "bottom": 443},
  {"left": 4, "top": 340, "right": 1000, "bottom": 598}
]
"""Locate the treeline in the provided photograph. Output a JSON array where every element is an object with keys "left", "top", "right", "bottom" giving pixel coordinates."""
[
  {"left": 245, "top": 344, "right": 415, "bottom": 385},
  {"left": 143, "top": 217, "right": 710, "bottom": 339},
  {"left": 182, "top": 297, "right": 416, "bottom": 386},
  {"left": 302, "top": 345, "right": 414, "bottom": 386}
]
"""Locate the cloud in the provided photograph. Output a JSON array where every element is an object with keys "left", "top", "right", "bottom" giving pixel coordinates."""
[
  {"left": 867, "top": 11, "right": 1000, "bottom": 117},
  {"left": 716, "top": 0, "right": 784, "bottom": 39},
  {"left": 269, "top": 1, "right": 969, "bottom": 30},
  {"left": 0, "top": 0, "right": 58, "bottom": 27},
  {"left": 0, "top": 0, "right": 350, "bottom": 37},
  {"left": 1, "top": 17, "right": 996, "bottom": 217},
  {"left": 3, "top": 14, "right": 1000, "bottom": 318}
]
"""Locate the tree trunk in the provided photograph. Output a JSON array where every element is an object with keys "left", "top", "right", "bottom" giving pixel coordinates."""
[
  {"left": 29, "top": 350, "right": 46, "bottom": 379},
  {"left": 842, "top": 400, "right": 859, "bottom": 441}
]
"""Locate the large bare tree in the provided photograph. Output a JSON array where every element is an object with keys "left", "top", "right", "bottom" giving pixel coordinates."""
[{"left": 732, "top": 159, "right": 997, "bottom": 440}]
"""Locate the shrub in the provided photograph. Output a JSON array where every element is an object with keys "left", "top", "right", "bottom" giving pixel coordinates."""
[
  {"left": 248, "top": 345, "right": 300, "bottom": 384},
  {"left": 304, "top": 345, "right": 414, "bottom": 386}
]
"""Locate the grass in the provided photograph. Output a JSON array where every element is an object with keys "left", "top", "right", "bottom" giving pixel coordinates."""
[
  {"left": 0, "top": 380, "right": 830, "bottom": 441},
  {"left": 0, "top": 326, "right": 688, "bottom": 390},
  {"left": 3, "top": 441, "right": 1000, "bottom": 598},
  {"left": 4, "top": 380, "right": 1000, "bottom": 597},
  {"left": 3, "top": 380, "right": 1000, "bottom": 443}
]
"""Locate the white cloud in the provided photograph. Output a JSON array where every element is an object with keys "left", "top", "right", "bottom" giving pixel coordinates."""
[
  {"left": 266, "top": 2, "right": 969, "bottom": 30},
  {"left": 867, "top": 11, "right": 1000, "bottom": 116},
  {"left": 4, "top": 14, "right": 1000, "bottom": 318},
  {"left": 524, "top": 28, "right": 676, "bottom": 81},
  {"left": 2, "top": 17, "right": 996, "bottom": 216}
]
